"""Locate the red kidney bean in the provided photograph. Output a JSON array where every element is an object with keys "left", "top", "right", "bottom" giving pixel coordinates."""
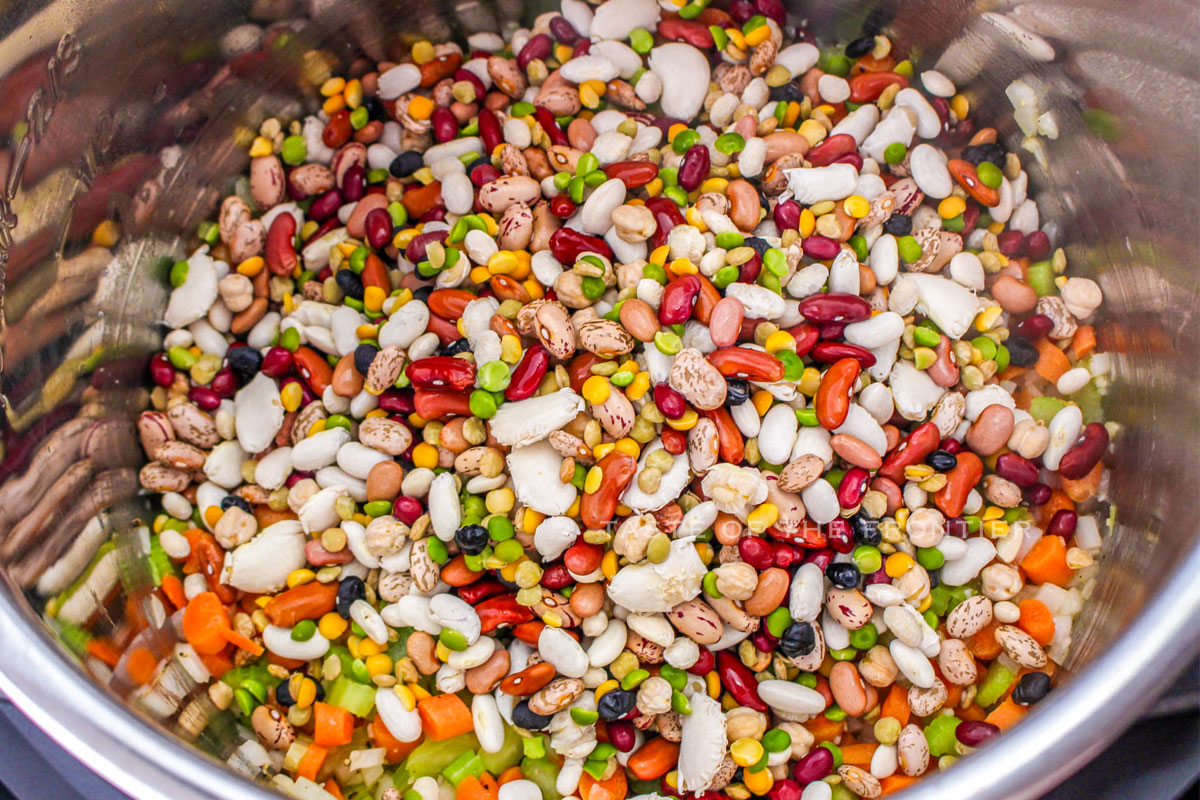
[
  {"left": 997, "top": 229, "right": 1023, "bottom": 256},
  {"left": 771, "top": 540, "right": 804, "bottom": 568},
  {"left": 506, "top": 346, "right": 550, "bottom": 401},
  {"left": 756, "top": 0, "right": 786, "bottom": 25},
  {"left": 378, "top": 388, "right": 416, "bottom": 415},
  {"left": 304, "top": 216, "right": 340, "bottom": 246},
  {"left": 210, "top": 367, "right": 237, "bottom": 398},
  {"left": 646, "top": 196, "right": 686, "bottom": 249},
  {"left": 878, "top": 422, "right": 941, "bottom": 483},
  {"left": 738, "top": 536, "right": 775, "bottom": 570},
  {"left": 806, "top": 133, "right": 858, "bottom": 167},
  {"left": 729, "top": 0, "right": 755, "bottom": 22},
  {"left": 751, "top": 628, "right": 778, "bottom": 652},
  {"left": 787, "top": 322, "right": 819, "bottom": 357},
  {"left": 581, "top": 453, "right": 637, "bottom": 530},
  {"left": 864, "top": 568, "right": 891, "bottom": 586},
  {"left": 962, "top": 203, "right": 981, "bottom": 235},
  {"left": 149, "top": 354, "right": 175, "bottom": 387},
  {"left": 871, "top": 476, "right": 903, "bottom": 514},
  {"left": 929, "top": 96, "right": 950, "bottom": 129},
  {"left": 392, "top": 496, "right": 423, "bottom": 525},
  {"left": 603, "top": 160, "right": 659, "bottom": 189},
  {"left": 1013, "top": 313, "right": 1053, "bottom": 341},
  {"left": 768, "top": 779, "right": 802, "bottom": 800},
  {"left": 539, "top": 563, "right": 573, "bottom": 590},
  {"left": 687, "top": 648, "right": 715, "bottom": 677},
  {"left": 848, "top": 72, "right": 908, "bottom": 103},
  {"left": 406, "top": 229, "right": 450, "bottom": 263},
  {"left": 940, "top": 437, "right": 963, "bottom": 454},
  {"left": 309, "top": 188, "right": 342, "bottom": 221},
  {"left": 658, "top": 275, "right": 702, "bottom": 325},
  {"left": 534, "top": 106, "right": 569, "bottom": 146},
  {"left": 549, "top": 15, "right": 579, "bottom": 44},
  {"left": 608, "top": 719, "right": 636, "bottom": 752},
  {"left": 803, "top": 547, "right": 835, "bottom": 572},
  {"left": 455, "top": 68, "right": 486, "bottom": 99},
  {"left": 955, "top": 720, "right": 1000, "bottom": 747},
  {"left": 799, "top": 292, "right": 872, "bottom": 324},
  {"left": 657, "top": 18, "right": 714, "bottom": 48},
  {"left": 188, "top": 386, "right": 221, "bottom": 411},
  {"left": 1046, "top": 509, "right": 1078, "bottom": 540},
  {"left": 1023, "top": 230, "right": 1051, "bottom": 259},
  {"left": 837, "top": 467, "right": 870, "bottom": 509},
  {"left": 817, "top": 323, "right": 846, "bottom": 343},
  {"left": 406, "top": 356, "right": 476, "bottom": 391},
  {"left": 831, "top": 151, "right": 864, "bottom": 170},
  {"left": 322, "top": 109, "right": 352, "bottom": 148},
  {"left": 826, "top": 518, "right": 854, "bottom": 554},
  {"left": 341, "top": 165, "right": 366, "bottom": 202},
  {"left": 458, "top": 578, "right": 507, "bottom": 605},
  {"left": 478, "top": 108, "right": 502, "bottom": 152},
  {"left": 471, "top": 162, "right": 502, "bottom": 187},
  {"left": 811, "top": 342, "right": 876, "bottom": 368},
  {"left": 1024, "top": 482, "right": 1051, "bottom": 506},
  {"left": 414, "top": 387, "right": 473, "bottom": 419},
  {"left": 549, "top": 194, "right": 576, "bottom": 218},
  {"left": 661, "top": 427, "right": 687, "bottom": 455},
  {"left": 801, "top": 235, "right": 840, "bottom": 260},
  {"left": 266, "top": 212, "right": 298, "bottom": 276},
  {"left": 774, "top": 199, "right": 801, "bottom": 231},
  {"left": 815, "top": 358, "right": 860, "bottom": 430},
  {"left": 704, "top": 407, "right": 745, "bottom": 464},
  {"left": 261, "top": 346, "right": 294, "bottom": 378},
  {"left": 653, "top": 384, "right": 687, "bottom": 419},
  {"left": 738, "top": 252, "right": 762, "bottom": 283},
  {"left": 564, "top": 542, "right": 604, "bottom": 575},
  {"left": 716, "top": 651, "right": 767, "bottom": 712},
  {"left": 549, "top": 227, "right": 613, "bottom": 263},
  {"left": 707, "top": 347, "right": 785, "bottom": 382},
  {"left": 364, "top": 207, "right": 394, "bottom": 249},
  {"left": 517, "top": 33, "right": 552, "bottom": 69},
  {"left": 477, "top": 594, "right": 535, "bottom": 634},
  {"left": 934, "top": 452, "right": 983, "bottom": 518},
  {"left": 792, "top": 744, "right": 834, "bottom": 784},
  {"left": 995, "top": 452, "right": 1039, "bottom": 487},
  {"left": 1058, "top": 422, "right": 1108, "bottom": 479},
  {"left": 431, "top": 106, "right": 459, "bottom": 142},
  {"left": 678, "top": 144, "right": 710, "bottom": 191}
]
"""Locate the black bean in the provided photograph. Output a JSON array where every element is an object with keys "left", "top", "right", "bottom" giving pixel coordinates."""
[
  {"left": 455, "top": 524, "right": 489, "bottom": 556},
  {"left": 826, "top": 561, "right": 861, "bottom": 589},
  {"left": 845, "top": 36, "right": 875, "bottom": 58},
  {"left": 227, "top": 345, "right": 263, "bottom": 384},
  {"left": 744, "top": 236, "right": 771, "bottom": 257},
  {"left": 440, "top": 337, "right": 472, "bottom": 357},
  {"left": 961, "top": 143, "right": 1006, "bottom": 168},
  {"left": 354, "top": 343, "right": 379, "bottom": 376},
  {"left": 926, "top": 450, "right": 959, "bottom": 471},
  {"left": 851, "top": 514, "right": 881, "bottom": 546},
  {"left": 220, "top": 495, "right": 253, "bottom": 514},
  {"left": 725, "top": 378, "right": 751, "bottom": 406},
  {"left": 1006, "top": 336, "right": 1039, "bottom": 367},
  {"left": 1012, "top": 671, "right": 1052, "bottom": 705},
  {"left": 778, "top": 622, "right": 817, "bottom": 658},
  {"left": 389, "top": 150, "right": 424, "bottom": 178},
  {"left": 597, "top": 688, "right": 636, "bottom": 720},
  {"left": 336, "top": 576, "right": 367, "bottom": 618},
  {"left": 512, "top": 700, "right": 554, "bottom": 730},
  {"left": 883, "top": 213, "right": 912, "bottom": 236},
  {"left": 336, "top": 268, "right": 364, "bottom": 301}
]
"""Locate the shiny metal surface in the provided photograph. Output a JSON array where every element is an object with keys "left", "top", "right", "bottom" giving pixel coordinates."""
[{"left": 0, "top": 1, "right": 1195, "bottom": 798}]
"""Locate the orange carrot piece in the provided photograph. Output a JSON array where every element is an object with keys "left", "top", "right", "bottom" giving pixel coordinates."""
[
  {"left": 1021, "top": 535, "right": 1075, "bottom": 587},
  {"left": 1034, "top": 490, "right": 1075, "bottom": 528},
  {"left": 197, "top": 650, "right": 233, "bottom": 680},
  {"left": 1060, "top": 461, "right": 1103, "bottom": 503},
  {"left": 1018, "top": 599, "right": 1056, "bottom": 645},
  {"left": 803, "top": 715, "right": 845, "bottom": 744},
  {"left": 161, "top": 574, "right": 187, "bottom": 610},
  {"left": 126, "top": 647, "right": 160, "bottom": 686},
  {"left": 968, "top": 621, "right": 1003, "bottom": 661},
  {"left": 579, "top": 766, "right": 628, "bottom": 800},
  {"left": 840, "top": 743, "right": 878, "bottom": 767},
  {"left": 1033, "top": 339, "right": 1071, "bottom": 383},
  {"left": 498, "top": 767, "right": 525, "bottom": 785},
  {"left": 879, "top": 775, "right": 920, "bottom": 795},
  {"left": 371, "top": 718, "right": 423, "bottom": 763},
  {"left": 880, "top": 683, "right": 910, "bottom": 727},
  {"left": 417, "top": 693, "right": 474, "bottom": 741},
  {"left": 264, "top": 581, "right": 339, "bottom": 627},
  {"left": 457, "top": 774, "right": 499, "bottom": 800},
  {"left": 996, "top": 364, "right": 1029, "bottom": 383},
  {"left": 182, "top": 592, "right": 232, "bottom": 654},
  {"left": 313, "top": 702, "right": 355, "bottom": 747},
  {"left": 323, "top": 780, "right": 345, "bottom": 800},
  {"left": 86, "top": 637, "right": 123, "bottom": 668},
  {"left": 984, "top": 696, "right": 1029, "bottom": 731},
  {"left": 296, "top": 743, "right": 328, "bottom": 781},
  {"left": 627, "top": 738, "right": 680, "bottom": 780},
  {"left": 1071, "top": 325, "right": 1096, "bottom": 358}
]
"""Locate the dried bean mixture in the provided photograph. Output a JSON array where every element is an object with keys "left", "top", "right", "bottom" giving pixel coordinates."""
[{"left": 41, "top": 2, "right": 1116, "bottom": 798}]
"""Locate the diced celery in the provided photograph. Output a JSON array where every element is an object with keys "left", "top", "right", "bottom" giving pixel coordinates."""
[
  {"left": 220, "top": 663, "right": 282, "bottom": 692},
  {"left": 326, "top": 675, "right": 377, "bottom": 717},
  {"left": 522, "top": 735, "right": 546, "bottom": 760},
  {"left": 1029, "top": 396, "right": 1068, "bottom": 424},
  {"left": 401, "top": 732, "right": 481, "bottom": 779},
  {"left": 1072, "top": 382, "right": 1105, "bottom": 424},
  {"left": 1026, "top": 260, "right": 1056, "bottom": 297},
  {"left": 924, "top": 715, "right": 961, "bottom": 757},
  {"left": 479, "top": 724, "right": 523, "bottom": 775},
  {"left": 976, "top": 660, "right": 1018, "bottom": 708},
  {"left": 519, "top": 757, "right": 561, "bottom": 800},
  {"left": 54, "top": 619, "right": 92, "bottom": 657},
  {"left": 147, "top": 535, "right": 176, "bottom": 586},
  {"left": 442, "top": 751, "right": 484, "bottom": 786}
]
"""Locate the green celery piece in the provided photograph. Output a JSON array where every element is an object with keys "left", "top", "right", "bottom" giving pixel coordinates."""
[
  {"left": 479, "top": 724, "right": 523, "bottom": 775},
  {"left": 147, "top": 535, "right": 176, "bottom": 586},
  {"left": 54, "top": 619, "right": 92, "bottom": 657},
  {"left": 924, "top": 715, "right": 962, "bottom": 757},
  {"left": 220, "top": 663, "right": 282, "bottom": 692},
  {"left": 519, "top": 757, "right": 562, "bottom": 800},
  {"left": 976, "top": 660, "right": 1018, "bottom": 708},
  {"left": 1029, "top": 396, "right": 1068, "bottom": 424},
  {"left": 1071, "top": 382, "right": 1104, "bottom": 424},
  {"left": 442, "top": 751, "right": 484, "bottom": 786},
  {"left": 402, "top": 732, "right": 481, "bottom": 779},
  {"left": 325, "top": 675, "right": 377, "bottom": 717}
]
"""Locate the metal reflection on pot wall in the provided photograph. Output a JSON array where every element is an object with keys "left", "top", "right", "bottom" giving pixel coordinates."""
[{"left": 0, "top": 2, "right": 1193, "bottom": 800}]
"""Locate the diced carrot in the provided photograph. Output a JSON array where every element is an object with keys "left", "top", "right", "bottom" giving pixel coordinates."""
[
  {"left": 967, "top": 621, "right": 1003, "bottom": 661},
  {"left": 457, "top": 773, "right": 499, "bottom": 800},
  {"left": 984, "top": 696, "right": 1028, "bottom": 731},
  {"left": 313, "top": 702, "right": 355, "bottom": 747},
  {"left": 943, "top": 681, "right": 963, "bottom": 709},
  {"left": 996, "top": 364, "right": 1028, "bottom": 383},
  {"left": 803, "top": 714, "right": 845, "bottom": 744},
  {"left": 498, "top": 767, "right": 525, "bottom": 785},
  {"left": 1021, "top": 535, "right": 1075, "bottom": 587},
  {"left": 126, "top": 647, "right": 160, "bottom": 686},
  {"left": 86, "top": 637, "right": 122, "bottom": 668},
  {"left": 160, "top": 574, "right": 187, "bottom": 611},
  {"left": 627, "top": 738, "right": 680, "bottom": 780},
  {"left": 182, "top": 592, "right": 232, "bottom": 654},
  {"left": 296, "top": 743, "right": 328, "bottom": 782},
  {"left": 1033, "top": 339, "right": 1071, "bottom": 383},
  {"left": 264, "top": 582, "right": 339, "bottom": 627},
  {"left": 254, "top": 505, "right": 298, "bottom": 529},
  {"left": 1034, "top": 490, "right": 1075, "bottom": 528},
  {"left": 879, "top": 775, "right": 920, "bottom": 795},
  {"left": 1071, "top": 325, "right": 1096, "bottom": 358},
  {"left": 371, "top": 718, "right": 423, "bottom": 763},
  {"left": 1018, "top": 599, "right": 1056, "bottom": 645},
  {"left": 181, "top": 528, "right": 206, "bottom": 574},
  {"left": 197, "top": 650, "right": 233, "bottom": 680},
  {"left": 840, "top": 743, "right": 878, "bottom": 767},
  {"left": 579, "top": 765, "right": 628, "bottom": 800},
  {"left": 880, "top": 683, "right": 910, "bottom": 727},
  {"left": 1060, "top": 461, "right": 1103, "bottom": 503},
  {"left": 417, "top": 693, "right": 474, "bottom": 741},
  {"left": 323, "top": 780, "right": 345, "bottom": 800},
  {"left": 960, "top": 704, "right": 988, "bottom": 722}
]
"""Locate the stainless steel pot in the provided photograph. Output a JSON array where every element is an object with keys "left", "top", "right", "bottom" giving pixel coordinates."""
[{"left": 0, "top": 0, "right": 1196, "bottom": 798}]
